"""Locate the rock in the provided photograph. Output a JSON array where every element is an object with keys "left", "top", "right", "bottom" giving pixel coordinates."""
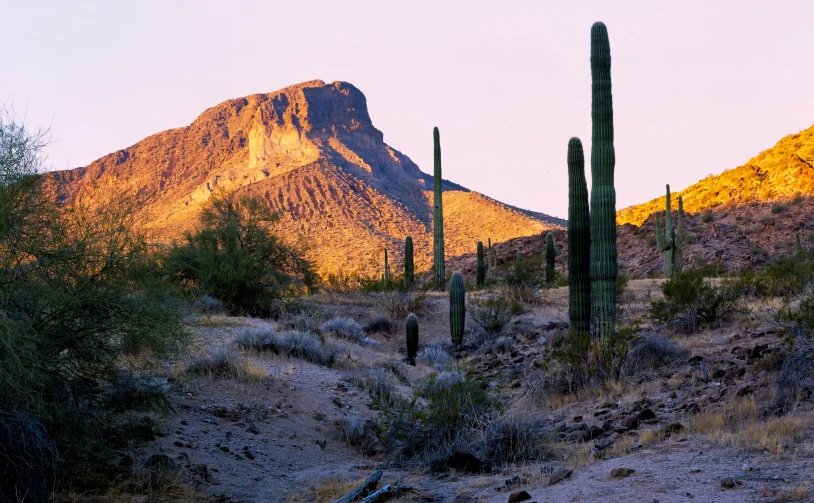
[
  {"left": 621, "top": 415, "right": 640, "bottom": 429},
  {"left": 637, "top": 408, "right": 656, "bottom": 421},
  {"left": 610, "top": 468, "right": 635, "bottom": 478},
  {"left": 761, "top": 486, "right": 776, "bottom": 498},
  {"left": 508, "top": 490, "right": 532, "bottom": 503},
  {"left": 451, "top": 495, "right": 479, "bottom": 503},
  {"left": 587, "top": 426, "right": 606, "bottom": 440},
  {"left": 661, "top": 422, "right": 684, "bottom": 437},
  {"left": 243, "top": 447, "right": 256, "bottom": 460},
  {"left": 446, "top": 450, "right": 488, "bottom": 473},
  {"left": 690, "top": 467, "right": 702, "bottom": 473},
  {"left": 721, "top": 477, "right": 735, "bottom": 488},
  {"left": 565, "top": 430, "right": 590, "bottom": 442},
  {"left": 548, "top": 468, "right": 572, "bottom": 486},
  {"left": 742, "top": 463, "right": 760, "bottom": 472}
]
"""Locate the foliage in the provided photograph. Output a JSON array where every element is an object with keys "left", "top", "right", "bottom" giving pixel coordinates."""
[
  {"left": 372, "top": 288, "right": 428, "bottom": 319},
  {"left": 0, "top": 108, "right": 187, "bottom": 498},
  {"left": 551, "top": 323, "right": 639, "bottom": 392},
  {"left": 774, "top": 290, "right": 814, "bottom": 412},
  {"left": 649, "top": 270, "right": 747, "bottom": 333},
  {"left": 321, "top": 316, "right": 366, "bottom": 343},
  {"left": 234, "top": 326, "right": 336, "bottom": 366},
  {"left": 468, "top": 296, "right": 524, "bottom": 339},
  {"left": 373, "top": 370, "right": 500, "bottom": 457},
  {"left": 164, "top": 190, "right": 318, "bottom": 316}
]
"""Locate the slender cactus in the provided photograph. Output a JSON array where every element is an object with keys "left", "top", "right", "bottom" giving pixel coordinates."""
[
  {"left": 546, "top": 232, "right": 556, "bottom": 285},
  {"left": 404, "top": 236, "right": 414, "bottom": 287},
  {"left": 589, "top": 21, "right": 618, "bottom": 341},
  {"left": 487, "top": 238, "right": 494, "bottom": 277},
  {"left": 675, "top": 196, "right": 684, "bottom": 273},
  {"left": 568, "top": 137, "right": 591, "bottom": 335},
  {"left": 476, "top": 241, "right": 485, "bottom": 286},
  {"left": 383, "top": 248, "right": 391, "bottom": 285},
  {"left": 406, "top": 313, "right": 419, "bottom": 365},
  {"left": 796, "top": 232, "right": 803, "bottom": 257},
  {"left": 655, "top": 185, "right": 675, "bottom": 278},
  {"left": 433, "top": 127, "right": 445, "bottom": 291},
  {"left": 449, "top": 272, "right": 465, "bottom": 346}
]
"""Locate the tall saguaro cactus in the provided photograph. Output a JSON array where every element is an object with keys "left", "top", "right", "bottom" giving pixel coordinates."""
[
  {"left": 675, "top": 196, "right": 684, "bottom": 273},
  {"left": 655, "top": 185, "right": 675, "bottom": 278},
  {"left": 406, "top": 313, "right": 419, "bottom": 365},
  {"left": 449, "top": 272, "right": 465, "bottom": 346},
  {"left": 404, "top": 236, "right": 414, "bottom": 287},
  {"left": 433, "top": 127, "right": 446, "bottom": 291},
  {"left": 568, "top": 138, "right": 591, "bottom": 335},
  {"left": 546, "top": 232, "right": 556, "bottom": 285},
  {"left": 589, "top": 21, "right": 618, "bottom": 341},
  {"left": 476, "top": 241, "right": 485, "bottom": 286}
]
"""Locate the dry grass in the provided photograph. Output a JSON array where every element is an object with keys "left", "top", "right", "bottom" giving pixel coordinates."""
[
  {"left": 184, "top": 347, "right": 268, "bottom": 383},
  {"left": 285, "top": 475, "right": 366, "bottom": 503},
  {"left": 776, "top": 486, "right": 810, "bottom": 502},
  {"left": 686, "top": 398, "right": 813, "bottom": 455}
]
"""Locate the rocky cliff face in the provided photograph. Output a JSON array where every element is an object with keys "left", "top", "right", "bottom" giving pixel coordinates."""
[{"left": 48, "top": 80, "right": 563, "bottom": 276}]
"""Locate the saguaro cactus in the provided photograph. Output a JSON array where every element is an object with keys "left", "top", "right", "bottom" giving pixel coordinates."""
[
  {"left": 568, "top": 137, "right": 591, "bottom": 335},
  {"left": 546, "top": 232, "right": 556, "bottom": 285},
  {"left": 487, "top": 238, "right": 494, "bottom": 277},
  {"left": 449, "top": 272, "right": 465, "bottom": 346},
  {"left": 406, "top": 313, "right": 419, "bottom": 365},
  {"left": 589, "top": 21, "right": 618, "bottom": 341},
  {"left": 383, "top": 248, "right": 391, "bottom": 285},
  {"left": 655, "top": 185, "right": 675, "bottom": 278},
  {"left": 796, "top": 232, "right": 803, "bottom": 257},
  {"left": 675, "top": 196, "right": 684, "bottom": 273},
  {"left": 404, "top": 236, "right": 414, "bottom": 287},
  {"left": 476, "top": 241, "right": 485, "bottom": 286},
  {"left": 433, "top": 127, "right": 446, "bottom": 291}
]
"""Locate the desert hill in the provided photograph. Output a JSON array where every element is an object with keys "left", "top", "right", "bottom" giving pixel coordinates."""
[
  {"left": 450, "top": 125, "right": 814, "bottom": 278},
  {"left": 47, "top": 80, "right": 563, "bottom": 277},
  {"left": 618, "top": 124, "right": 814, "bottom": 227}
]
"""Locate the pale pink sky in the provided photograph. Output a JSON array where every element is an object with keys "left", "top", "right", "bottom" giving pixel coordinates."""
[{"left": 3, "top": 1, "right": 813, "bottom": 219}]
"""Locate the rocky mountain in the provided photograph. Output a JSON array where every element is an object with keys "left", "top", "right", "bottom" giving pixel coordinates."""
[{"left": 47, "top": 80, "right": 563, "bottom": 277}]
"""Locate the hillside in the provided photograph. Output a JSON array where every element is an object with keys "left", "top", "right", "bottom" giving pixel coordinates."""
[
  {"left": 46, "top": 80, "right": 563, "bottom": 277},
  {"left": 618, "top": 125, "right": 814, "bottom": 226}
]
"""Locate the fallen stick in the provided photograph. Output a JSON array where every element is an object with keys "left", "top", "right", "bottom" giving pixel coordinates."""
[
  {"left": 330, "top": 469, "right": 383, "bottom": 503},
  {"left": 359, "top": 478, "right": 414, "bottom": 503}
]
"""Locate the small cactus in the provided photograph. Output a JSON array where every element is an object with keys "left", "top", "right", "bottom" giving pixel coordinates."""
[
  {"left": 406, "top": 313, "right": 419, "bottom": 365},
  {"left": 546, "top": 232, "right": 556, "bottom": 285},
  {"left": 655, "top": 185, "right": 675, "bottom": 278},
  {"left": 675, "top": 196, "right": 684, "bottom": 273},
  {"left": 383, "top": 248, "right": 391, "bottom": 285},
  {"left": 796, "top": 232, "right": 803, "bottom": 257},
  {"left": 476, "top": 241, "right": 485, "bottom": 286},
  {"left": 449, "top": 272, "right": 466, "bottom": 346},
  {"left": 404, "top": 236, "right": 414, "bottom": 287}
]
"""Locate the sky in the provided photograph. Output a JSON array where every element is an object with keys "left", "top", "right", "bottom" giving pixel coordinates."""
[{"left": 3, "top": 0, "right": 814, "bottom": 219}]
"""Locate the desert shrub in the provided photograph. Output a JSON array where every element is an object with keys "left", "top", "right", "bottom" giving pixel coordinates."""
[
  {"left": 416, "top": 346, "right": 452, "bottom": 369},
  {"left": 0, "top": 109, "right": 187, "bottom": 499},
  {"left": 345, "top": 367, "right": 396, "bottom": 404},
  {"left": 469, "top": 296, "right": 524, "bottom": 339},
  {"left": 364, "top": 315, "right": 395, "bottom": 334},
  {"left": 772, "top": 203, "right": 788, "bottom": 214},
  {"left": 622, "top": 335, "right": 689, "bottom": 377},
  {"left": 186, "top": 346, "right": 265, "bottom": 381},
  {"left": 192, "top": 295, "right": 225, "bottom": 314},
  {"left": 550, "top": 325, "right": 639, "bottom": 393},
  {"left": 279, "top": 305, "right": 325, "bottom": 333},
  {"left": 701, "top": 210, "right": 714, "bottom": 223},
  {"left": 482, "top": 416, "right": 551, "bottom": 464},
  {"left": 234, "top": 327, "right": 335, "bottom": 366},
  {"left": 338, "top": 416, "right": 370, "bottom": 448},
  {"left": 105, "top": 372, "right": 173, "bottom": 413},
  {"left": 504, "top": 254, "right": 544, "bottom": 303},
  {"left": 372, "top": 289, "right": 428, "bottom": 319},
  {"left": 373, "top": 371, "right": 500, "bottom": 458},
  {"left": 649, "top": 271, "right": 747, "bottom": 333},
  {"left": 774, "top": 293, "right": 814, "bottom": 412},
  {"left": 321, "top": 316, "right": 366, "bottom": 343},
  {"left": 164, "top": 190, "right": 318, "bottom": 317},
  {"left": 483, "top": 336, "right": 516, "bottom": 354}
]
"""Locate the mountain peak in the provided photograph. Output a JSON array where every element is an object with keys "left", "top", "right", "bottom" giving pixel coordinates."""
[{"left": 48, "top": 81, "right": 562, "bottom": 275}]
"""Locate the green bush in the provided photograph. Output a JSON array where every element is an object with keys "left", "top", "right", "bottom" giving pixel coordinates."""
[
  {"left": 0, "top": 109, "right": 186, "bottom": 498},
  {"left": 701, "top": 210, "right": 714, "bottom": 223},
  {"left": 165, "top": 190, "right": 318, "bottom": 317},
  {"left": 469, "top": 296, "right": 524, "bottom": 339},
  {"left": 774, "top": 292, "right": 814, "bottom": 412},
  {"left": 373, "top": 370, "right": 500, "bottom": 457},
  {"left": 771, "top": 203, "right": 788, "bottom": 214},
  {"left": 649, "top": 271, "right": 747, "bottom": 333},
  {"left": 550, "top": 324, "right": 638, "bottom": 393}
]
